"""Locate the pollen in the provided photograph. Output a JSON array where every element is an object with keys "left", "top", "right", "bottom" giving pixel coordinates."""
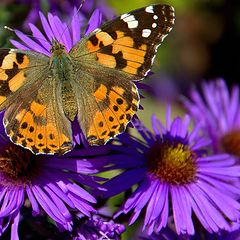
[
  {"left": 220, "top": 129, "right": 240, "bottom": 156},
  {"left": 147, "top": 141, "right": 197, "bottom": 184},
  {"left": 0, "top": 144, "right": 41, "bottom": 186}
]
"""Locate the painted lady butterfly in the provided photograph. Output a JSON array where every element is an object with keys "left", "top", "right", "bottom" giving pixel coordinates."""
[{"left": 0, "top": 4, "right": 175, "bottom": 154}]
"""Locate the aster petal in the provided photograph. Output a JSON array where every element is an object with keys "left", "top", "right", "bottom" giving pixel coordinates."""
[
  {"left": 181, "top": 115, "right": 191, "bottom": 138},
  {"left": 156, "top": 184, "right": 169, "bottom": 231},
  {"left": 199, "top": 166, "right": 240, "bottom": 176},
  {"left": 10, "top": 39, "right": 30, "bottom": 50},
  {"left": 197, "top": 180, "right": 240, "bottom": 220},
  {"left": 202, "top": 81, "right": 219, "bottom": 119},
  {"left": 28, "top": 23, "right": 51, "bottom": 52},
  {"left": 0, "top": 187, "right": 7, "bottom": 203},
  {"left": 170, "top": 117, "right": 181, "bottom": 137},
  {"left": 199, "top": 174, "right": 240, "bottom": 196},
  {"left": 0, "top": 189, "right": 24, "bottom": 217},
  {"left": 101, "top": 168, "right": 146, "bottom": 197},
  {"left": 229, "top": 86, "right": 240, "bottom": 126},
  {"left": 11, "top": 212, "right": 20, "bottom": 240},
  {"left": 26, "top": 186, "right": 40, "bottom": 216},
  {"left": 191, "top": 136, "right": 211, "bottom": 151},
  {"left": 52, "top": 15, "right": 72, "bottom": 51},
  {"left": 14, "top": 30, "right": 50, "bottom": 55},
  {"left": 32, "top": 185, "right": 68, "bottom": 225},
  {"left": 125, "top": 177, "right": 155, "bottom": 213},
  {"left": 41, "top": 176, "right": 75, "bottom": 208},
  {"left": 133, "top": 119, "right": 155, "bottom": 144},
  {"left": 39, "top": 11, "right": 54, "bottom": 42},
  {"left": 171, "top": 187, "right": 187, "bottom": 234},
  {"left": 171, "top": 187, "right": 194, "bottom": 235},
  {"left": 44, "top": 185, "right": 72, "bottom": 221},
  {"left": 197, "top": 154, "right": 235, "bottom": 165},
  {"left": 144, "top": 182, "right": 167, "bottom": 229},
  {"left": 85, "top": 9, "right": 102, "bottom": 35},
  {"left": 166, "top": 104, "right": 171, "bottom": 131},
  {"left": 188, "top": 184, "right": 228, "bottom": 232},
  {"left": 47, "top": 12, "right": 63, "bottom": 43},
  {"left": 66, "top": 182, "right": 96, "bottom": 204},
  {"left": 71, "top": 7, "right": 81, "bottom": 45},
  {"left": 68, "top": 193, "right": 95, "bottom": 217},
  {"left": 151, "top": 114, "right": 167, "bottom": 136}
]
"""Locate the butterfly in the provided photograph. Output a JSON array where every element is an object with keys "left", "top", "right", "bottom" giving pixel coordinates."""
[{"left": 0, "top": 4, "right": 175, "bottom": 155}]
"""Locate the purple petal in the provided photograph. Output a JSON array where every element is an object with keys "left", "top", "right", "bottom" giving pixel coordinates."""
[
  {"left": 14, "top": 30, "right": 50, "bottom": 55},
  {"left": 26, "top": 186, "right": 40, "bottom": 216},
  {"left": 101, "top": 168, "right": 146, "bottom": 197},
  {"left": 32, "top": 185, "right": 67, "bottom": 224},
  {"left": 85, "top": 9, "right": 102, "bottom": 35},
  {"left": 71, "top": 7, "right": 81, "bottom": 45},
  {"left": 11, "top": 212, "right": 20, "bottom": 240},
  {"left": 39, "top": 11, "right": 54, "bottom": 42},
  {"left": 10, "top": 39, "right": 30, "bottom": 50},
  {"left": 29, "top": 23, "right": 51, "bottom": 52}
]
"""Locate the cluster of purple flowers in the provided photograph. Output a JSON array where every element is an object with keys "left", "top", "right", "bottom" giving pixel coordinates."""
[{"left": 1, "top": 2, "right": 240, "bottom": 240}]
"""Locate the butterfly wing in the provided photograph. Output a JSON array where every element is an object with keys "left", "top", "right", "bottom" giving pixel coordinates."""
[
  {"left": 71, "top": 68, "right": 139, "bottom": 145},
  {"left": 0, "top": 49, "right": 73, "bottom": 154},
  {"left": 70, "top": 4, "right": 175, "bottom": 79},
  {"left": 69, "top": 4, "right": 175, "bottom": 145},
  {"left": 0, "top": 49, "right": 49, "bottom": 110}
]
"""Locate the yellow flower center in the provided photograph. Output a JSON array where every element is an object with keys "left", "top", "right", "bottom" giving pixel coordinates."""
[
  {"left": 147, "top": 141, "right": 197, "bottom": 184},
  {"left": 0, "top": 144, "right": 40, "bottom": 186}
]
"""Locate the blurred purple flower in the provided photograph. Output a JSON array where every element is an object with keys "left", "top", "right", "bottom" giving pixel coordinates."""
[
  {"left": 97, "top": 106, "right": 240, "bottom": 236},
  {"left": 183, "top": 79, "right": 240, "bottom": 157},
  {"left": 0, "top": 111, "right": 108, "bottom": 239},
  {"left": 11, "top": 7, "right": 102, "bottom": 55},
  {"left": 73, "top": 214, "right": 125, "bottom": 240},
  {"left": 15, "top": 0, "right": 114, "bottom": 29}
]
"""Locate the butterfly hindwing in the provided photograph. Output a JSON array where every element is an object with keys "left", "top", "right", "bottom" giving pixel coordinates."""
[
  {"left": 4, "top": 74, "right": 73, "bottom": 155},
  {"left": 71, "top": 68, "right": 139, "bottom": 145}
]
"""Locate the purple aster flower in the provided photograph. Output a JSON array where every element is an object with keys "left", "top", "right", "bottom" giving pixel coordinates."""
[
  {"left": 72, "top": 214, "right": 125, "bottom": 240},
  {"left": 10, "top": 7, "right": 102, "bottom": 55},
  {"left": 183, "top": 79, "right": 240, "bottom": 157},
  {"left": 14, "top": 0, "right": 113, "bottom": 29},
  {"left": 0, "top": 110, "right": 108, "bottom": 239},
  {"left": 97, "top": 106, "right": 240, "bottom": 236},
  {"left": 141, "top": 225, "right": 240, "bottom": 240}
]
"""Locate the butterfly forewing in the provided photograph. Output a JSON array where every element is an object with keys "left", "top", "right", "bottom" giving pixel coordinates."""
[
  {"left": 69, "top": 4, "right": 175, "bottom": 145},
  {"left": 70, "top": 4, "right": 175, "bottom": 79}
]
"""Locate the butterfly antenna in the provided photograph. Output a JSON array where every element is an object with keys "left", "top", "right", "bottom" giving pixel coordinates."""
[
  {"left": 4, "top": 26, "right": 50, "bottom": 45},
  {"left": 58, "top": 0, "right": 86, "bottom": 43}
]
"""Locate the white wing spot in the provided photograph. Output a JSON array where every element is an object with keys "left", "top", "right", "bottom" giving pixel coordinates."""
[
  {"left": 152, "top": 23, "right": 157, "bottom": 28},
  {"left": 120, "top": 13, "right": 130, "bottom": 19},
  {"left": 142, "top": 29, "right": 151, "bottom": 38},
  {"left": 153, "top": 15, "right": 158, "bottom": 20},
  {"left": 128, "top": 20, "right": 138, "bottom": 28},
  {"left": 122, "top": 14, "right": 138, "bottom": 29},
  {"left": 145, "top": 6, "right": 154, "bottom": 13}
]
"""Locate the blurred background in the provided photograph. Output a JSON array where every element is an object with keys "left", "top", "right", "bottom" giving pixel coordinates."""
[{"left": 0, "top": 0, "right": 239, "bottom": 127}]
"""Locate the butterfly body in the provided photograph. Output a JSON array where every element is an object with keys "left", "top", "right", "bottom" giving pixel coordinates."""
[
  {"left": 50, "top": 40, "right": 78, "bottom": 121},
  {"left": 0, "top": 4, "right": 175, "bottom": 154}
]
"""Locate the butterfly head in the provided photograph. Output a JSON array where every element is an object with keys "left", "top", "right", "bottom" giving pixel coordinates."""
[{"left": 50, "top": 39, "right": 66, "bottom": 54}]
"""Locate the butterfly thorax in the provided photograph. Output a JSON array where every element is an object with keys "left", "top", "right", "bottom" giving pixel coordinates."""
[{"left": 50, "top": 40, "right": 78, "bottom": 121}]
